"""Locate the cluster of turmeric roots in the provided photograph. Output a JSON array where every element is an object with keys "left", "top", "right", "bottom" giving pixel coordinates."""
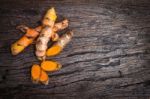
[{"left": 11, "top": 7, "right": 73, "bottom": 85}]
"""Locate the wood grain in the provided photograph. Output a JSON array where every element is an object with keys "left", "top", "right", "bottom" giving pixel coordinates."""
[{"left": 0, "top": 0, "right": 150, "bottom": 99}]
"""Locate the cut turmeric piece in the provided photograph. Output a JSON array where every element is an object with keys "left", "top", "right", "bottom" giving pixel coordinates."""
[
  {"left": 31, "top": 64, "right": 49, "bottom": 85},
  {"left": 31, "top": 64, "right": 41, "bottom": 83},
  {"left": 39, "top": 70, "right": 49, "bottom": 85},
  {"left": 46, "top": 45, "right": 62, "bottom": 56},
  {"left": 41, "top": 60, "right": 62, "bottom": 72},
  {"left": 46, "top": 31, "right": 73, "bottom": 57}
]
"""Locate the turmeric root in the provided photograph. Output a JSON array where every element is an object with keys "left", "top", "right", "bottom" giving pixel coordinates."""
[
  {"left": 11, "top": 19, "right": 69, "bottom": 55},
  {"left": 46, "top": 31, "right": 73, "bottom": 56},
  {"left": 31, "top": 64, "right": 49, "bottom": 85},
  {"left": 36, "top": 26, "right": 53, "bottom": 60},
  {"left": 36, "top": 7, "right": 57, "bottom": 60},
  {"left": 41, "top": 60, "right": 62, "bottom": 72},
  {"left": 11, "top": 26, "right": 41, "bottom": 55}
]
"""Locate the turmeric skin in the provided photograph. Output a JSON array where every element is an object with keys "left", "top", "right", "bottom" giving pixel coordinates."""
[
  {"left": 41, "top": 60, "right": 62, "bottom": 72},
  {"left": 46, "top": 31, "right": 73, "bottom": 56},
  {"left": 31, "top": 64, "right": 41, "bottom": 83},
  {"left": 36, "top": 7, "right": 57, "bottom": 60}
]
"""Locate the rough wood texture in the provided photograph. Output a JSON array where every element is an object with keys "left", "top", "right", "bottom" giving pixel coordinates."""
[{"left": 0, "top": 0, "right": 150, "bottom": 99}]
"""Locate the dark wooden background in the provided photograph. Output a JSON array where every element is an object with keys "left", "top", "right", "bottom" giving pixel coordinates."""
[{"left": 0, "top": 0, "right": 150, "bottom": 99}]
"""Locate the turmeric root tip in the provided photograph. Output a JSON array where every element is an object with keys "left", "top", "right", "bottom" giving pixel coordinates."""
[
  {"left": 16, "top": 25, "right": 29, "bottom": 32},
  {"left": 41, "top": 60, "right": 62, "bottom": 72},
  {"left": 31, "top": 64, "right": 41, "bottom": 83},
  {"left": 11, "top": 43, "right": 25, "bottom": 55},
  {"left": 42, "top": 7, "right": 57, "bottom": 26}
]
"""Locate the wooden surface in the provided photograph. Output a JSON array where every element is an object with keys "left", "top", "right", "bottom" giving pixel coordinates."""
[{"left": 0, "top": 0, "right": 150, "bottom": 99}]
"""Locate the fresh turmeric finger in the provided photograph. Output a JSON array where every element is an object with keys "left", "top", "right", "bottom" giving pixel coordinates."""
[
  {"left": 39, "top": 70, "right": 49, "bottom": 85},
  {"left": 41, "top": 60, "right": 62, "bottom": 72},
  {"left": 46, "top": 31, "right": 73, "bottom": 56},
  {"left": 36, "top": 7, "right": 57, "bottom": 60},
  {"left": 11, "top": 26, "right": 40, "bottom": 55},
  {"left": 31, "top": 64, "right": 41, "bottom": 83}
]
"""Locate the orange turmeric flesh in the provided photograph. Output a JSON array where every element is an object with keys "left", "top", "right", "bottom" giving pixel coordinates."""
[
  {"left": 46, "top": 45, "right": 62, "bottom": 56},
  {"left": 31, "top": 64, "right": 41, "bottom": 83},
  {"left": 39, "top": 70, "right": 49, "bottom": 85},
  {"left": 41, "top": 60, "right": 62, "bottom": 72}
]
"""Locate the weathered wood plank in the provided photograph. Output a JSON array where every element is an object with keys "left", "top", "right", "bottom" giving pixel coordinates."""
[{"left": 0, "top": 0, "right": 150, "bottom": 99}]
